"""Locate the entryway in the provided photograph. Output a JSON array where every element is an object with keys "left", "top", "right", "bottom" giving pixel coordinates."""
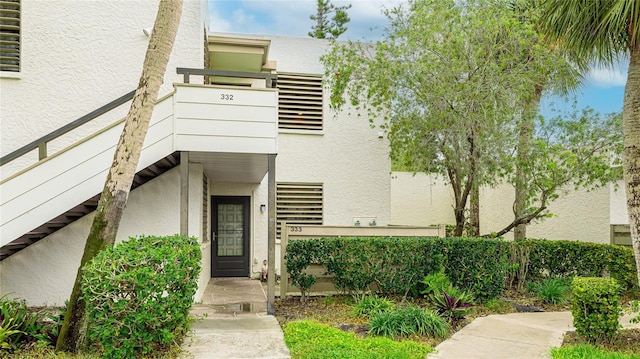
[{"left": 211, "top": 196, "right": 250, "bottom": 277}]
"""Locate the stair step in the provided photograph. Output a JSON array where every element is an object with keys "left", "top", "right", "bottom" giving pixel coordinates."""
[{"left": 0, "top": 152, "right": 180, "bottom": 261}]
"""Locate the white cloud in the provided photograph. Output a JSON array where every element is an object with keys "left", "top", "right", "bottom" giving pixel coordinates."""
[
  {"left": 208, "top": 0, "right": 406, "bottom": 40},
  {"left": 587, "top": 67, "right": 627, "bottom": 88}
]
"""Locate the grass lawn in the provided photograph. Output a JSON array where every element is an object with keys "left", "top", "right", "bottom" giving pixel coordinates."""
[{"left": 283, "top": 321, "right": 432, "bottom": 359}]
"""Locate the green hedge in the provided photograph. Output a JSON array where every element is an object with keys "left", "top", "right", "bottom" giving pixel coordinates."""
[
  {"left": 81, "top": 235, "right": 201, "bottom": 358},
  {"left": 513, "top": 239, "right": 638, "bottom": 292},
  {"left": 285, "top": 237, "right": 509, "bottom": 301},
  {"left": 286, "top": 237, "right": 639, "bottom": 302},
  {"left": 571, "top": 277, "right": 621, "bottom": 343}
]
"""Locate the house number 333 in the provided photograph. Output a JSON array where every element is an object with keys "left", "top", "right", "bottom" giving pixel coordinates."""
[{"left": 220, "top": 94, "right": 234, "bottom": 100}]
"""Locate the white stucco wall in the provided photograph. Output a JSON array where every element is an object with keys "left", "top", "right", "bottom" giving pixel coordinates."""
[
  {"left": 0, "top": 0, "right": 205, "bottom": 178},
  {"left": 611, "top": 180, "right": 629, "bottom": 224},
  {"left": 0, "top": 166, "right": 206, "bottom": 306},
  {"left": 392, "top": 172, "right": 615, "bottom": 243},
  {"left": 268, "top": 36, "right": 392, "bottom": 227},
  {"left": 1, "top": 30, "right": 393, "bottom": 305}
]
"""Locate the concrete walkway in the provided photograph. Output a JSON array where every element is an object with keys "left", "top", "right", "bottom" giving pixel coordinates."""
[
  {"left": 180, "top": 278, "right": 290, "bottom": 359},
  {"left": 428, "top": 311, "right": 640, "bottom": 359}
]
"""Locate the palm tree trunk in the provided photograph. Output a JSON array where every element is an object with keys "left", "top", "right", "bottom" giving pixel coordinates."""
[
  {"left": 56, "top": 0, "right": 183, "bottom": 352},
  {"left": 623, "top": 46, "right": 640, "bottom": 288}
]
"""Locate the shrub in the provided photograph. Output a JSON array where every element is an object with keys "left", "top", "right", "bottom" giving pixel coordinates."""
[
  {"left": 570, "top": 277, "right": 621, "bottom": 343},
  {"left": 353, "top": 296, "right": 394, "bottom": 318},
  {"left": 529, "top": 278, "right": 571, "bottom": 305},
  {"left": 429, "top": 287, "right": 475, "bottom": 326},
  {"left": 81, "top": 234, "right": 201, "bottom": 358},
  {"left": 369, "top": 305, "right": 449, "bottom": 338},
  {"left": 0, "top": 294, "right": 40, "bottom": 351},
  {"left": 286, "top": 237, "right": 506, "bottom": 301},
  {"left": 513, "top": 239, "right": 638, "bottom": 292},
  {"left": 420, "top": 272, "right": 475, "bottom": 326},
  {"left": 283, "top": 320, "right": 432, "bottom": 359},
  {"left": 439, "top": 238, "right": 510, "bottom": 301}
]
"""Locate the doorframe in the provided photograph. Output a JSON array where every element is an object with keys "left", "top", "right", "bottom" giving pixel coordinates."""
[{"left": 211, "top": 196, "right": 251, "bottom": 277}]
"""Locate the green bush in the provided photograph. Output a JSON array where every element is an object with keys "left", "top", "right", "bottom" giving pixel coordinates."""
[
  {"left": 513, "top": 239, "right": 638, "bottom": 292},
  {"left": 439, "top": 238, "right": 509, "bottom": 301},
  {"left": 420, "top": 272, "right": 475, "bottom": 326},
  {"left": 369, "top": 305, "right": 449, "bottom": 338},
  {"left": 286, "top": 237, "right": 507, "bottom": 301},
  {"left": 529, "top": 278, "right": 571, "bottom": 305},
  {"left": 0, "top": 294, "right": 41, "bottom": 351},
  {"left": 284, "top": 321, "right": 432, "bottom": 359},
  {"left": 353, "top": 296, "right": 394, "bottom": 318},
  {"left": 81, "top": 234, "right": 201, "bottom": 358},
  {"left": 570, "top": 277, "right": 621, "bottom": 343}
]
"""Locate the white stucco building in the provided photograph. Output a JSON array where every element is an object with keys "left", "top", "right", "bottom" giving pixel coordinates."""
[
  {"left": 0, "top": 1, "right": 390, "bottom": 306},
  {"left": 390, "top": 173, "right": 629, "bottom": 244}
]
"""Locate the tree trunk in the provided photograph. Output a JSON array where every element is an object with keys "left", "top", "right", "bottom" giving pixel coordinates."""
[
  {"left": 622, "top": 46, "right": 640, "bottom": 288},
  {"left": 514, "top": 85, "right": 542, "bottom": 240},
  {"left": 469, "top": 183, "right": 479, "bottom": 236},
  {"left": 56, "top": 0, "right": 183, "bottom": 352}
]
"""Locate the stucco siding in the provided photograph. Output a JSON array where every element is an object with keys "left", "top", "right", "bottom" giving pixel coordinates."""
[
  {"left": 0, "top": 166, "right": 207, "bottom": 306},
  {"left": 392, "top": 172, "right": 614, "bottom": 243},
  {"left": 268, "top": 36, "right": 392, "bottom": 228},
  {"left": 1, "top": 0, "right": 204, "bottom": 177}
]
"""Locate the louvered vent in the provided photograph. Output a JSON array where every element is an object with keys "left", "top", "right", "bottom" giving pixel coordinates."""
[
  {"left": 0, "top": 0, "right": 20, "bottom": 72},
  {"left": 277, "top": 73, "right": 323, "bottom": 130},
  {"left": 276, "top": 183, "right": 323, "bottom": 239}
]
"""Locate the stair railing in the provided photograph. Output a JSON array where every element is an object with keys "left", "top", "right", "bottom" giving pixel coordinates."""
[{"left": 0, "top": 90, "right": 136, "bottom": 166}]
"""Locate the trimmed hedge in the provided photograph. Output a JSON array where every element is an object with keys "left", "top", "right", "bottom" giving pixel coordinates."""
[
  {"left": 571, "top": 277, "right": 621, "bottom": 343},
  {"left": 286, "top": 237, "right": 639, "bottom": 303},
  {"left": 81, "top": 235, "right": 201, "bottom": 358},
  {"left": 512, "top": 239, "right": 638, "bottom": 292},
  {"left": 285, "top": 237, "right": 510, "bottom": 301}
]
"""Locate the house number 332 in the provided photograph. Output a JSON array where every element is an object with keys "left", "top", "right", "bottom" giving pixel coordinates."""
[{"left": 220, "top": 94, "right": 234, "bottom": 100}]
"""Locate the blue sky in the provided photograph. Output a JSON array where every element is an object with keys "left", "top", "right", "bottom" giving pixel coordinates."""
[{"left": 208, "top": 0, "right": 627, "bottom": 117}]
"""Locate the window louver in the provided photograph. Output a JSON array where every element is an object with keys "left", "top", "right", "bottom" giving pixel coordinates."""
[
  {"left": 0, "top": 0, "right": 20, "bottom": 72},
  {"left": 276, "top": 183, "right": 323, "bottom": 239},
  {"left": 277, "top": 73, "right": 323, "bottom": 130}
]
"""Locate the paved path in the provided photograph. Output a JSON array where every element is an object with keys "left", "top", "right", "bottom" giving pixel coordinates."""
[
  {"left": 179, "top": 279, "right": 290, "bottom": 359},
  {"left": 428, "top": 311, "right": 640, "bottom": 359}
]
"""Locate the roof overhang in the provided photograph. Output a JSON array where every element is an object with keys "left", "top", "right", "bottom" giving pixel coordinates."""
[{"left": 208, "top": 35, "right": 275, "bottom": 73}]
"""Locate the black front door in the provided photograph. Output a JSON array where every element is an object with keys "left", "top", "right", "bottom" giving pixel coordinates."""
[{"left": 212, "top": 196, "right": 250, "bottom": 277}]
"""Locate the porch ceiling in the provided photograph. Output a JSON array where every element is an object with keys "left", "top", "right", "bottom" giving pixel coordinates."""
[
  {"left": 208, "top": 35, "right": 273, "bottom": 73},
  {"left": 189, "top": 152, "right": 269, "bottom": 183}
]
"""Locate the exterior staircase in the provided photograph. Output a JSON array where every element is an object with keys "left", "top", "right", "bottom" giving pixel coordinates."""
[
  {"left": 0, "top": 153, "right": 179, "bottom": 260},
  {"left": 1, "top": 71, "right": 278, "bottom": 261}
]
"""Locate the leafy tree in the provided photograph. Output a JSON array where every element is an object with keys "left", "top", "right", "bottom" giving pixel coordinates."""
[
  {"left": 309, "top": 0, "right": 351, "bottom": 39},
  {"left": 537, "top": 0, "right": 640, "bottom": 287},
  {"left": 322, "top": 0, "right": 620, "bottom": 237},
  {"left": 56, "top": 0, "right": 183, "bottom": 352}
]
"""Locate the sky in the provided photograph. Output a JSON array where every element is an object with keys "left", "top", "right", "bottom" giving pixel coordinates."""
[{"left": 208, "top": 0, "right": 627, "bottom": 118}]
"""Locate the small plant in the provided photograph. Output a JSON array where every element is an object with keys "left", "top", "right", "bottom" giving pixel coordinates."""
[
  {"left": 420, "top": 271, "right": 451, "bottom": 296},
  {"left": 369, "top": 305, "right": 449, "bottom": 338},
  {"left": 570, "top": 277, "right": 621, "bottom": 343},
  {"left": 421, "top": 272, "right": 475, "bottom": 326},
  {"left": 353, "top": 296, "right": 394, "bottom": 318},
  {"left": 529, "top": 277, "right": 571, "bottom": 305},
  {"left": 0, "top": 294, "right": 40, "bottom": 350},
  {"left": 429, "top": 287, "right": 475, "bottom": 326},
  {"left": 1, "top": 318, "right": 25, "bottom": 350},
  {"left": 33, "top": 305, "right": 66, "bottom": 347}
]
